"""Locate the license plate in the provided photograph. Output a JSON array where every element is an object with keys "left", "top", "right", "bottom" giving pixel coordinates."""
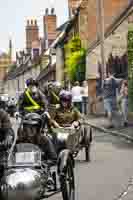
[{"left": 15, "top": 152, "right": 35, "bottom": 163}]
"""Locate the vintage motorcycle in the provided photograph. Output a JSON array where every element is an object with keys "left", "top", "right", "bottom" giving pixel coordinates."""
[
  {"left": 0, "top": 113, "right": 75, "bottom": 200},
  {"left": 48, "top": 104, "right": 92, "bottom": 162}
]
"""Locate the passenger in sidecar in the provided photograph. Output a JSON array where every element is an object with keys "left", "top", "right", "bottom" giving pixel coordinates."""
[{"left": 49, "top": 90, "right": 81, "bottom": 129}]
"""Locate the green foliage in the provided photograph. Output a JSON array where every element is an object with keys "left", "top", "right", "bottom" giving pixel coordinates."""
[
  {"left": 9, "top": 64, "right": 17, "bottom": 72},
  {"left": 65, "top": 36, "right": 86, "bottom": 82},
  {"left": 128, "top": 25, "right": 133, "bottom": 111}
]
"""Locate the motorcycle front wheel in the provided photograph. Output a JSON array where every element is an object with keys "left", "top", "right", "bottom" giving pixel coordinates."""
[{"left": 60, "top": 157, "right": 75, "bottom": 200}]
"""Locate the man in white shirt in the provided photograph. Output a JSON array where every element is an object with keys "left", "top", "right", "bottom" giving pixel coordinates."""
[
  {"left": 82, "top": 81, "right": 88, "bottom": 115},
  {"left": 71, "top": 81, "right": 82, "bottom": 113}
]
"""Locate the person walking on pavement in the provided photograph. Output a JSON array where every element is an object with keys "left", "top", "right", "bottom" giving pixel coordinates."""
[
  {"left": 119, "top": 80, "right": 128, "bottom": 127},
  {"left": 18, "top": 78, "right": 48, "bottom": 115},
  {"left": 71, "top": 81, "right": 83, "bottom": 113},
  {"left": 81, "top": 80, "right": 88, "bottom": 115},
  {"left": 102, "top": 73, "right": 122, "bottom": 128}
]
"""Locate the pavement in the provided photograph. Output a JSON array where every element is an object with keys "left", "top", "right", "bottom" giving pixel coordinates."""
[{"left": 83, "top": 113, "right": 133, "bottom": 142}]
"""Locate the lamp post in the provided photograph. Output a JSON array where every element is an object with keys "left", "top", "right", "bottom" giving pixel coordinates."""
[{"left": 96, "top": 0, "right": 106, "bottom": 87}]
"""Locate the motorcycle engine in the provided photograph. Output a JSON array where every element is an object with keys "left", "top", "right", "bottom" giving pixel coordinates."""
[{"left": 1, "top": 168, "right": 47, "bottom": 200}]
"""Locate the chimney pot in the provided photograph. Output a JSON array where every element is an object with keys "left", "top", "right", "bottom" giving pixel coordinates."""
[
  {"left": 34, "top": 20, "right": 37, "bottom": 25},
  {"left": 27, "top": 20, "right": 30, "bottom": 25},
  {"left": 51, "top": 8, "right": 55, "bottom": 15},
  {"left": 45, "top": 8, "right": 48, "bottom": 15}
]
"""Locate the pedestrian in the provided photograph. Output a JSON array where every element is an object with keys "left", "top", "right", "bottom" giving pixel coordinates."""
[
  {"left": 81, "top": 80, "right": 88, "bottom": 115},
  {"left": 71, "top": 81, "right": 82, "bottom": 113},
  {"left": 102, "top": 73, "right": 122, "bottom": 128},
  {"left": 119, "top": 80, "right": 128, "bottom": 127}
]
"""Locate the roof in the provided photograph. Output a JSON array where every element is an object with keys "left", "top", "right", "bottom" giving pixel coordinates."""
[
  {"left": 5, "top": 55, "right": 32, "bottom": 80},
  {"left": 36, "top": 62, "right": 56, "bottom": 81},
  {"left": 56, "top": 21, "right": 69, "bottom": 31}
]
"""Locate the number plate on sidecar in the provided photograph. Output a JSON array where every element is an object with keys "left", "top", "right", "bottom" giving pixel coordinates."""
[{"left": 15, "top": 152, "right": 35, "bottom": 164}]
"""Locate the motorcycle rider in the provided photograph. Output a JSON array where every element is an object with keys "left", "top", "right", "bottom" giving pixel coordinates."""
[
  {"left": 17, "top": 112, "right": 57, "bottom": 162},
  {"left": 17, "top": 78, "right": 57, "bottom": 162},
  {"left": 18, "top": 78, "right": 48, "bottom": 115},
  {"left": 49, "top": 90, "right": 81, "bottom": 128},
  {"left": 47, "top": 81, "right": 61, "bottom": 105}
]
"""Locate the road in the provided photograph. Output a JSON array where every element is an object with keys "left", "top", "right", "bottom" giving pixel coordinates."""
[{"left": 12, "top": 118, "right": 133, "bottom": 200}]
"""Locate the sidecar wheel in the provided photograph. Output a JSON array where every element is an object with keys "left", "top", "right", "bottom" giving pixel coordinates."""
[{"left": 60, "top": 158, "right": 75, "bottom": 200}]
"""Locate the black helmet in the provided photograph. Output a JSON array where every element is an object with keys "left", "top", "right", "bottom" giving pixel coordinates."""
[
  {"left": 59, "top": 90, "right": 72, "bottom": 104},
  {"left": 26, "top": 78, "right": 39, "bottom": 87},
  {"left": 23, "top": 113, "right": 42, "bottom": 126}
]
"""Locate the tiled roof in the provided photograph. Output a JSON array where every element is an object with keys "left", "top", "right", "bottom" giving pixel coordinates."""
[{"left": 5, "top": 55, "right": 32, "bottom": 80}]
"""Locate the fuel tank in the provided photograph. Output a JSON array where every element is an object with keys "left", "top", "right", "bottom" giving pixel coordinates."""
[{"left": 1, "top": 168, "right": 46, "bottom": 200}]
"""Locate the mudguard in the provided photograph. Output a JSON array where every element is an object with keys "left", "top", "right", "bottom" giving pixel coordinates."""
[{"left": 57, "top": 149, "right": 75, "bottom": 175}]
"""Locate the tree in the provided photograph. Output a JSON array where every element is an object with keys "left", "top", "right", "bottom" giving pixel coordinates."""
[
  {"left": 65, "top": 36, "right": 86, "bottom": 82},
  {"left": 128, "top": 24, "right": 133, "bottom": 111}
]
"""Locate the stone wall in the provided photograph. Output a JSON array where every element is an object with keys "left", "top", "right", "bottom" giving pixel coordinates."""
[{"left": 86, "top": 13, "right": 129, "bottom": 79}]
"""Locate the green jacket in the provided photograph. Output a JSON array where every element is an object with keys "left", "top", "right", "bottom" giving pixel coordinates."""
[{"left": 52, "top": 106, "right": 81, "bottom": 127}]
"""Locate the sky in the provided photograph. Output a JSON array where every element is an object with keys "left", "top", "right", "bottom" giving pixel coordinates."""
[{"left": 0, "top": 0, "right": 68, "bottom": 59}]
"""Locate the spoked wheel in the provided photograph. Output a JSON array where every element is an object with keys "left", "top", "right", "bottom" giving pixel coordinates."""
[{"left": 60, "top": 158, "right": 75, "bottom": 200}]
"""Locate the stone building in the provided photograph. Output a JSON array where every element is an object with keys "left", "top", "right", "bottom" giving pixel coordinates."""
[
  {"left": 4, "top": 53, "right": 41, "bottom": 97},
  {"left": 0, "top": 39, "right": 13, "bottom": 93}
]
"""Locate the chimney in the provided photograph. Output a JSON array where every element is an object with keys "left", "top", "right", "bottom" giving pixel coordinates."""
[
  {"left": 43, "top": 8, "right": 57, "bottom": 48},
  {"left": 26, "top": 19, "right": 39, "bottom": 53}
]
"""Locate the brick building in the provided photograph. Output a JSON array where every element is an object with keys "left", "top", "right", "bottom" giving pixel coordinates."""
[
  {"left": 67, "top": 0, "right": 132, "bottom": 114},
  {"left": 26, "top": 19, "right": 39, "bottom": 53},
  {"left": 43, "top": 8, "right": 57, "bottom": 48}
]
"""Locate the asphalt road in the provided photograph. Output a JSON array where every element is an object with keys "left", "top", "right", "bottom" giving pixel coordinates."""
[{"left": 11, "top": 118, "right": 133, "bottom": 200}]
